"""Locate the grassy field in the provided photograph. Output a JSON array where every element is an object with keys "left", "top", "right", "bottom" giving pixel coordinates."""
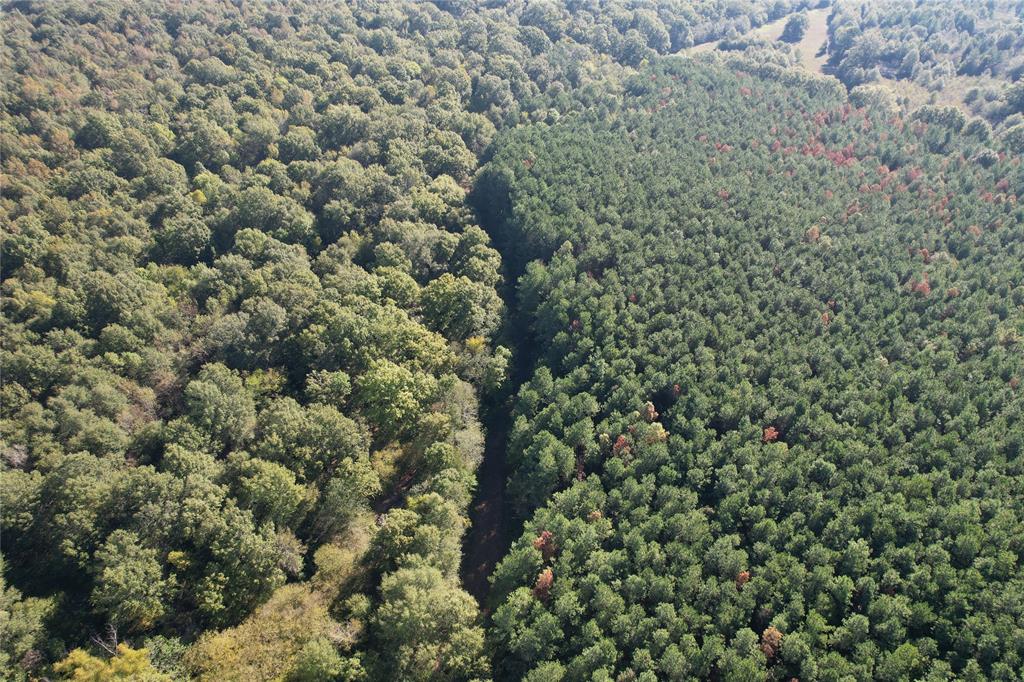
[
  {"left": 681, "top": 8, "right": 831, "bottom": 75},
  {"left": 681, "top": 5, "right": 1020, "bottom": 121}
]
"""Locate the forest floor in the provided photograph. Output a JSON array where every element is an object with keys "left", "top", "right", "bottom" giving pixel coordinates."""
[{"left": 461, "top": 394, "right": 513, "bottom": 605}]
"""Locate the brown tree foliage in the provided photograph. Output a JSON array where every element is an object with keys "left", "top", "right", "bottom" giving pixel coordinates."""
[
  {"left": 532, "top": 530, "right": 556, "bottom": 561},
  {"left": 533, "top": 568, "right": 553, "bottom": 601},
  {"left": 761, "top": 626, "right": 783, "bottom": 658}
]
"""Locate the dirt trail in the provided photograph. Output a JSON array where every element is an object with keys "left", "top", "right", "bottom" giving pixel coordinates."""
[
  {"left": 460, "top": 397, "right": 512, "bottom": 603},
  {"left": 461, "top": 286, "right": 536, "bottom": 605}
]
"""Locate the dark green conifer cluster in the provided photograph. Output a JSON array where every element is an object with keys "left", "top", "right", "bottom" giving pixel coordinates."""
[{"left": 481, "top": 58, "right": 1023, "bottom": 680}]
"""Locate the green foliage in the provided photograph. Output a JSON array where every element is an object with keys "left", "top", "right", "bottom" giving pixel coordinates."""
[
  {"left": 3, "top": 0, "right": 1023, "bottom": 678},
  {"left": 3, "top": 0, "right": 527, "bottom": 669},
  {"left": 373, "top": 565, "right": 487, "bottom": 681},
  {"left": 253, "top": 398, "right": 371, "bottom": 483},
  {"left": 355, "top": 360, "right": 440, "bottom": 441},
  {"left": 184, "top": 364, "right": 256, "bottom": 449},
  {"left": 482, "top": 58, "right": 1024, "bottom": 680},
  {"left": 286, "top": 638, "right": 363, "bottom": 682},
  {"left": 825, "top": 0, "right": 1024, "bottom": 131},
  {"left": 780, "top": 12, "right": 809, "bottom": 43},
  {"left": 421, "top": 273, "right": 503, "bottom": 341},
  {"left": 185, "top": 584, "right": 348, "bottom": 682},
  {"left": 225, "top": 453, "right": 308, "bottom": 528},
  {"left": 0, "top": 557, "right": 54, "bottom": 680},
  {"left": 91, "top": 530, "right": 172, "bottom": 631},
  {"left": 141, "top": 636, "right": 188, "bottom": 680},
  {"left": 53, "top": 644, "right": 171, "bottom": 682},
  {"left": 1004, "top": 123, "right": 1024, "bottom": 154},
  {"left": 372, "top": 493, "right": 468, "bottom": 577}
]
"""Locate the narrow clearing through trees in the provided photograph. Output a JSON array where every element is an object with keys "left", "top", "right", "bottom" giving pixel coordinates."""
[
  {"left": 461, "top": 349, "right": 533, "bottom": 605},
  {"left": 460, "top": 395, "right": 513, "bottom": 603},
  {"left": 461, "top": 278, "right": 535, "bottom": 605}
]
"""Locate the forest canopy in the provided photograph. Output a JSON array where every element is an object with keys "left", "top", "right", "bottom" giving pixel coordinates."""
[
  {"left": 479, "top": 58, "right": 1024, "bottom": 680},
  {"left": 2, "top": 0, "right": 1024, "bottom": 681},
  {"left": 825, "top": 0, "right": 1024, "bottom": 135}
]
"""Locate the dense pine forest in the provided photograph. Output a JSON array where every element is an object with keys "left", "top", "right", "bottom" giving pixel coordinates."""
[
  {"left": 1, "top": 1, "right": 1022, "bottom": 681},
  {"left": 480, "top": 59, "right": 1024, "bottom": 680}
]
